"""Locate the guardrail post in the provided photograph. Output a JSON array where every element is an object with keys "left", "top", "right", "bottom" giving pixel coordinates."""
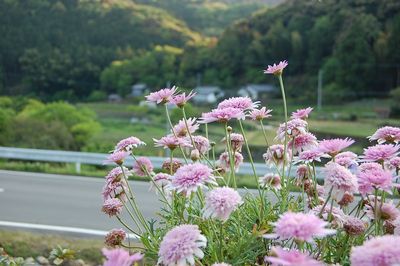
[{"left": 75, "top": 162, "right": 81, "bottom": 174}]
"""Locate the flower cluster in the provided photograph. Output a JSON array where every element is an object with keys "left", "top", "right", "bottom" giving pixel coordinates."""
[{"left": 98, "top": 62, "right": 400, "bottom": 266}]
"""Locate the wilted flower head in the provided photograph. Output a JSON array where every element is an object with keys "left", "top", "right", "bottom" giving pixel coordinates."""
[
  {"left": 369, "top": 126, "right": 400, "bottom": 144},
  {"left": 132, "top": 157, "right": 153, "bottom": 177},
  {"left": 217, "top": 96, "right": 258, "bottom": 111},
  {"left": 104, "top": 151, "right": 129, "bottom": 165},
  {"left": 145, "top": 86, "right": 178, "bottom": 104},
  {"left": 335, "top": 151, "right": 358, "bottom": 169},
  {"left": 218, "top": 152, "right": 243, "bottom": 172},
  {"left": 102, "top": 248, "right": 143, "bottom": 266},
  {"left": 265, "top": 247, "right": 323, "bottom": 266},
  {"left": 362, "top": 144, "right": 399, "bottom": 162},
  {"left": 115, "top": 136, "right": 145, "bottom": 153},
  {"left": 224, "top": 133, "right": 244, "bottom": 152},
  {"left": 350, "top": 235, "right": 400, "bottom": 266},
  {"left": 200, "top": 107, "right": 245, "bottom": 124},
  {"left": 249, "top": 107, "right": 272, "bottom": 121},
  {"left": 343, "top": 217, "right": 366, "bottom": 236},
  {"left": 317, "top": 138, "right": 354, "bottom": 157},
  {"left": 296, "top": 164, "right": 312, "bottom": 180},
  {"left": 276, "top": 119, "right": 308, "bottom": 141},
  {"left": 324, "top": 162, "right": 358, "bottom": 200},
  {"left": 264, "top": 60, "right": 288, "bottom": 76},
  {"left": 288, "top": 132, "right": 318, "bottom": 154},
  {"left": 162, "top": 158, "right": 183, "bottom": 174},
  {"left": 173, "top": 118, "right": 199, "bottom": 137},
  {"left": 171, "top": 91, "right": 196, "bottom": 108},
  {"left": 264, "top": 212, "right": 335, "bottom": 242},
  {"left": 259, "top": 173, "right": 281, "bottom": 190},
  {"left": 158, "top": 224, "right": 207, "bottom": 266},
  {"left": 263, "top": 144, "right": 291, "bottom": 167},
  {"left": 203, "top": 187, "right": 242, "bottom": 222},
  {"left": 309, "top": 204, "right": 345, "bottom": 228},
  {"left": 154, "top": 135, "right": 191, "bottom": 150},
  {"left": 104, "top": 229, "right": 126, "bottom": 247},
  {"left": 291, "top": 107, "right": 313, "bottom": 120},
  {"left": 171, "top": 163, "right": 216, "bottom": 196},
  {"left": 191, "top": 135, "right": 210, "bottom": 155},
  {"left": 357, "top": 163, "right": 393, "bottom": 195},
  {"left": 298, "top": 149, "right": 325, "bottom": 163},
  {"left": 102, "top": 198, "right": 123, "bottom": 217}
]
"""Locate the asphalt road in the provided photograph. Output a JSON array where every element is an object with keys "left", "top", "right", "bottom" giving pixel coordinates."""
[{"left": 0, "top": 170, "right": 162, "bottom": 237}]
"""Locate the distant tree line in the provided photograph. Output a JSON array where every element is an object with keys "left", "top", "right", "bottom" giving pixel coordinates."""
[{"left": 0, "top": 0, "right": 399, "bottom": 103}]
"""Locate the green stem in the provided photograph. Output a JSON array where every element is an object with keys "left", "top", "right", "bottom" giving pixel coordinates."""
[
  {"left": 164, "top": 104, "right": 188, "bottom": 162},
  {"left": 224, "top": 123, "right": 236, "bottom": 188},
  {"left": 278, "top": 75, "right": 288, "bottom": 184}
]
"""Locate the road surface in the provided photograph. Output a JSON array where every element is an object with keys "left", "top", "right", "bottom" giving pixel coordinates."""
[{"left": 0, "top": 170, "right": 162, "bottom": 237}]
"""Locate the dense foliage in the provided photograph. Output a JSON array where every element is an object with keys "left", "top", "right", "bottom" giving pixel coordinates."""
[{"left": 0, "top": 97, "right": 101, "bottom": 150}]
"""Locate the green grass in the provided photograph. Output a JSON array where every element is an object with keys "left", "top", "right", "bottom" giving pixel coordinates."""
[{"left": 0, "top": 230, "right": 104, "bottom": 265}]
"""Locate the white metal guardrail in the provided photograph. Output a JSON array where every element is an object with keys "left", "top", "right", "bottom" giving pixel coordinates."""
[{"left": 0, "top": 147, "right": 323, "bottom": 178}]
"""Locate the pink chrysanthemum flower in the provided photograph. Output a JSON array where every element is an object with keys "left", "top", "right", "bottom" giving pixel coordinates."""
[
  {"left": 357, "top": 163, "right": 393, "bottom": 195},
  {"left": 335, "top": 151, "right": 358, "bottom": 169},
  {"left": 199, "top": 107, "right": 245, "bottom": 124},
  {"left": 191, "top": 135, "right": 210, "bottom": 155},
  {"left": 152, "top": 173, "right": 171, "bottom": 189},
  {"left": 102, "top": 198, "right": 123, "bottom": 217},
  {"left": 203, "top": 187, "right": 243, "bottom": 222},
  {"left": 249, "top": 107, "right": 272, "bottom": 121},
  {"left": 276, "top": 119, "right": 308, "bottom": 141},
  {"left": 324, "top": 162, "right": 358, "bottom": 201},
  {"left": 264, "top": 212, "right": 335, "bottom": 242},
  {"left": 264, "top": 60, "right": 288, "bottom": 76},
  {"left": 217, "top": 96, "right": 259, "bottom": 111},
  {"left": 317, "top": 138, "right": 355, "bottom": 157},
  {"left": 309, "top": 204, "right": 345, "bottom": 228},
  {"left": 263, "top": 144, "right": 291, "bottom": 167},
  {"left": 158, "top": 224, "right": 207, "bottom": 266},
  {"left": 265, "top": 247, "right": 323, "bottom": 266},
  {"left": 394, "top": 217, "right": 400, "bottom": 235},
  {"left": 388, "top": 156, "right": 400, "bottom": 170},
  {"left": 145, "top": 86, "right": 178, "bottom": 104},
  {"left": 291, "top": 107, "right": 313, "bottom": 120},
  {"left": 223, "top": 133, "right": 244, "bottom": 152},
  {"left": 259, "top": 173, "right": 281, "bottom": 190},
  {"left": 369, "top": 126, "right": 400, "bottom": 144},
  {"left": 297, "top": 149, "right": 325, "bottom": 163},
  {"left": 343, "top": 217, "right": 366, "bottom": 236},
  {"left": 171, "top": 163, "right": 216, "bottom": 196},
  {"left": 366, "top": 200, "right": 400, "bottom": 221},
  {"left": 171, "top": 91, "right": 196, "bottom": 108},
  {"left": 104, "top": 229, "right": 126, "bottom": 247},
  {"left": 102, "top": 167, "right": 131, "bottom": 201},
  {"left": 218, "top": 152, "right": 243, "bottom": 172},
  {"left": 115, "top": 136, "right": 145, "bottom": 153},
  {"left": 211, "top": 263, "right": 231, "bottom": 266},
  {"left": 362, "top": 144, "right": 399, "bottom": 162},
  {"left": 154, "top": 135, "right": 191, "bottom": 150},
  {"left": 102, "top": 248, "right": 143, "bottom": 266},
  {"left": 288, "top": 132, "right": 318, "bottom": 154},
  {"left": 104, "top": 151, "right": 129, "bottom": 165},
  {"left": 350, "top": 235, "right": 400, "bottom": 266},
  {"left": 132, "top": 157, "right": 153, "bottom": 177},
  {"left": 172, "top": 118, "right": 199, "bottom": 137}
]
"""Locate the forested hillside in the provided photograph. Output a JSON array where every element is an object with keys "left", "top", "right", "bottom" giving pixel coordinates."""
[
  {"left": 0, "top": 0, "right": 202, "bottom": 100},
  {"left": 210, "top": 0, "right": 400, "bottom": 101}
]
